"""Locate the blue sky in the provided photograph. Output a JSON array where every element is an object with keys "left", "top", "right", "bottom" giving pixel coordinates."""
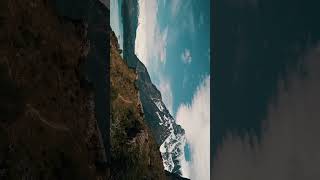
[
  {"left": 110, "top": 0, "right": 124, "bottom": 50},
  {"left": 111, "top": 0, "right": 210, "bottom": 179},
  {"left": 135, "top": 0, "right": 210, "bottom": 116},
  {"left": 135, "top": 1, "right": 210, "bottom": 179}
]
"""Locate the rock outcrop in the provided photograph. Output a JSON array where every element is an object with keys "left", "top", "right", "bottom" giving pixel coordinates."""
[{"left": 0, "top": 0, "right": 109, "bottom": 179}]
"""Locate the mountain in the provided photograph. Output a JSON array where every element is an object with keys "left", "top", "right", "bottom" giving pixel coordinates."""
[
  {"left": 121, "top": 0, "right": 139, "bottom": 69},
  {"left": 120, "top": 0, "right": 188, "bottom": 177},
  {"left": 135, "top": 59, "right": 187, "bottom": 175},
  {"left": 110, "top": 30, "right": 167, "bottom": 180},
  {"left": 111, "top": 27, "right": 189, "bottom": 179}
]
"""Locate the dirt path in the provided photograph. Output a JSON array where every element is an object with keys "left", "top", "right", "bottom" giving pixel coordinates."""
[{"left": 26, "top": 104, "right": 70, "bottom": 131}]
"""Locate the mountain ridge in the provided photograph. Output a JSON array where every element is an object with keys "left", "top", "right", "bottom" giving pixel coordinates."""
[
  {"left": 110, "top": 27, "right": 190, "bottom": 180},
  {"left": 119, "top": 0, "right": 189, "bottom": 177}
]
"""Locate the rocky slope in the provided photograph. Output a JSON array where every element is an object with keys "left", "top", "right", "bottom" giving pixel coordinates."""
[
  {"left": 110, "top": 27, "right": 190, "bottom": 180},
  {"left": 110, "top": 30, "right": 167, "bottom": 180},
  {"left": 136, "top": 59, "right": 187, "bottom": 175},
  {"left": 120, "top": 0, "right": 188, "bottom": 176},
  {"left": 121, "top": 0, "right": 139, "bottom": 69},
  {"left": 0, "top": 0, "right": 109, "bottom": 179}
]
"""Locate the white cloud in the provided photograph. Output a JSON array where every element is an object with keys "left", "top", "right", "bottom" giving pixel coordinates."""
[
  {"left": 136, "top": 0, "right": 172, "bottom": 117},
  {"left": 157, "top": 27, "right": 168, "bottom": 64},
  {"left": 181, "top": 49, "right": 192, "bottom": 64},
  {"left": 176, "top": 76, "right": 210, "bottom": 180},
  {"left": 158, "top": 77, "right": 174, "bottom": 115},
  {"left": 213, "top": 45, "right": 320, "bottom": 180},
  {"left": 135, "top": 0, "right": 168, "bottom": 70}
]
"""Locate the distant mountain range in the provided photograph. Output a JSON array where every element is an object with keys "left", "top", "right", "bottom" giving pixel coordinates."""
[
  {"left": 121, "top": 0, "right": 188, "bottom": 177},
  {"left": 135, "top": 57, "right": 187, "bottom": 175},
  {"left": 111, "top": 27, "right": 189, "bottom": 179}
]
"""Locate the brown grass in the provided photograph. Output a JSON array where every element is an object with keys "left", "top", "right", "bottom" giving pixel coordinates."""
[{"left": 110, "top": 30, "right": 166, "bottom": 180}]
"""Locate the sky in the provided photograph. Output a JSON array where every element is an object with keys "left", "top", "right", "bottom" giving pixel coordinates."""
[
  {"left": 111, "top": 0, "right": 210, "bottom": 178},
  {"left": 134, "top": 0, "right": 210, "bottom": 179},
  {"left": 135, "top": 0, "right": 210, "bottom": 116},
  {"left": 110, "top": 0, "right": 124, "bottom": 51}
]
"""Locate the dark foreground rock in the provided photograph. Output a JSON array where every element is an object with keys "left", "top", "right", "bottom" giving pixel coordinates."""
[{"left": 0, "top": 0, "right": 109, "bottom": 179}]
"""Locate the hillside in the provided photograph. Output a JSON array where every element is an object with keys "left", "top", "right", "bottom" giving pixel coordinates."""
[
  {"left": 119, "top": 0, "right": 188, "bottom": 175},
  {"left": 110, "top": 30, "right": 167, "bottom": 180},
  {"left": 110, "top": 27, "right": 191, "bottom": 180},
  {"left": 0, "top": 0, "right": 108, "bottom": 179}
]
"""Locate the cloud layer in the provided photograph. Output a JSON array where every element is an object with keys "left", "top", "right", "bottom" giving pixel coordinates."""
[
  {"left": 135, "top": 0, "right": 168, "bottom": 69},
  {"left": 136, "top": 0, "right": 174, "bottom": 116},
  {"left": 213, "top": 45, "right": 320, "bottom": 180},
  {"left": 176, "top": 76, "right": 210, "bottom": 180}
]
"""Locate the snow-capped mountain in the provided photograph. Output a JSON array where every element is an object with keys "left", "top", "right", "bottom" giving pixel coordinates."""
[
  {"left": 135, "top": 59, "right": 187, "bottom": 175},
  {"left": 120, "top": 0, "right": 187, "bottom": 175},
  {"left": 160, "top": 123, "right": 186, "bottom": 174},
  {"left": 152, "top": 97, "right": 187, "bottom": 174}
]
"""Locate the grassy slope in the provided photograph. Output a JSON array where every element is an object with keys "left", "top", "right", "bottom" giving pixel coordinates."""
[{"left": 110, "top": 30, "right": 166, "bottom": 180}]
